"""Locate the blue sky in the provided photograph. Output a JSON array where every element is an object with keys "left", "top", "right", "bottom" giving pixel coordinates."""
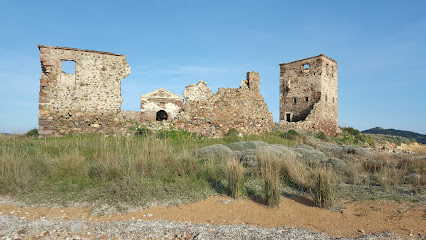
[{"left": 1, "top": 0, "right": 425, "bottom": 134}]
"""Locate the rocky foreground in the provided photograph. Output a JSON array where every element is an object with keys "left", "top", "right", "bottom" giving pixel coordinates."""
[{"left": 0, "top": 214, "right": 407, "bottom": 240}]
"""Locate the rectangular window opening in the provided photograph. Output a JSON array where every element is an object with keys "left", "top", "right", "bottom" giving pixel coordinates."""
[
  {"left": 62, "top": 60, "right": 75, "bottom": 74},
  {"left": 305, "top": 97, "right": 309, "bottom": 102},
  {"left": 303, "top": 64, "right": 309, "bottom": 69},
  {"left": 286, "top": 113, "right": 291, "bottom": 122},
  {"left": 293, "top": 97, "right": 297, "bottom": 104}
]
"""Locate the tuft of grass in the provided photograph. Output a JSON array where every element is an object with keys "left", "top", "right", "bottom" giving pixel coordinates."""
[
  {"left": 258, "top": 153, "right": 282, "bottom": 207},
  {"left": 225, "top": 159, "right": 244, "bottom": 198},
  {"left": 312, "top": 168, "right": 333, "bottom": 208},
  {"left": 280, "top": 158, "right": 311, "bottom": 190}
]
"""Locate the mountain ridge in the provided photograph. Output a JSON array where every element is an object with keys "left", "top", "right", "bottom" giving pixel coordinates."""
[{"left": 362, "top": 127, "right": 426, "bottom": 144}]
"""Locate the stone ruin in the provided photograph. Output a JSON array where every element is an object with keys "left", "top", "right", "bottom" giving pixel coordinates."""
[
  {"left": 175, "top": 71, "right": 274, "bottom": 137},
  {"left": 38, "top": 45, "right": 134, "bottom": 138},
  {"left": 140, "top": 88, "right": 184, "bottom": 122},
  {"left": 279, "top": 54, "right": 338, "bottom": 136},
  {"left": 37, "top": 45, "right": 338, "bottom": 138}
]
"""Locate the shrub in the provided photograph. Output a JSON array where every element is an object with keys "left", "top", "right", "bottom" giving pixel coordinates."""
[
  {"left": 341, "top": 127, "right": 361, "bottom": 137},
  {"left": 316, "top": 131, "right": 327, "bottom": 141},
  {"left": 194, "top": 144, "right": 234, "bottom": 160},
  {"left": 226, "top": 128, "right": 240, "bottom": 137},
  {"left": 225, "top": 160, "right": 244, "bottom": 198},
  {"left": 312, "top": 168, "right": 333, "bottom": 208},
  {"left": 25, "top": 128, "right": 38, "bottom": 137},
  {"left": 135, "top": 127, "right": 153, "bottom": 136},
  {"left": 280, "top": 130, "right": 302, "bottom": 142}
]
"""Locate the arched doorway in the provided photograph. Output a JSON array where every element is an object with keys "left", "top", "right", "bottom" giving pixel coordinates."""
[{"left": 156, "top": 110, "right": 168, "bottom": 121}]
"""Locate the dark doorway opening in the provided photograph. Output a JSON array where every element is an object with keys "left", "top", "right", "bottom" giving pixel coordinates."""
[
  {"left": 286, "top": 113, "right": 291, "bottom": 122},
  {"left": 156, "top": 110, "right": 168, "bottom": 121}
]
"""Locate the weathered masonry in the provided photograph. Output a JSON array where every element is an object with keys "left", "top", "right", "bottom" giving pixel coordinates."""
[
  {"left": 140, "top": 88, "right": 184, "bottom": 122},
  {"left": 279, "top": 54, "right": 338, "bottom": 136},
  {"left": 38, "top": 45, "right": 133, "bottom": 138},
  {"left": 38, "top": 45, "right": 338, "bottom": 138},
  {"left": 175, "top": 71, "right": 274, "bottom": 137}
]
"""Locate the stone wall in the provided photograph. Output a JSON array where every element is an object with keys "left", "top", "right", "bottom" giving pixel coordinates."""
[
  {"left": 121, "top": 110, "right": 141, "bottom": 123},
  {"left": 175, "top": 71, "right": 274, "bottom": 138},
  {"left": 279, "top": 54, "right": 338, "bottom": 136},
  {"left": 38, "top": 45, "right": 132, "bottom": 137}
]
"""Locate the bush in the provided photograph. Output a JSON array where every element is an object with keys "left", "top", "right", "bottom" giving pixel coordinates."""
[
  {"left": 194, "top": 144, "right": 234, "bottom": 160},
  {"left": 226, "top": 141, "right": 268, "bottom": 151},
  {"left": 226, "top": 128, "right": 240, "bottom": 137},
  {"left": 135, "top": 127, "right": 153, "bottom": 136},
  {"left": 312, "top": 168, "right": 333, "bottom": 208},
  {"left": 25, "top": 128, "right": 38, "bottom": 137},
  {"left": 341, "top": 127, "right": 361, "bottom": 137},
  {"left": 280, "top": 130, "right": 303, "bottom": 143},
  {"left": 316, "top": 131, "right": 327, "bottom": 141},
  {"left": 225, "top": 160, "right": 244, "bottom": 198}
]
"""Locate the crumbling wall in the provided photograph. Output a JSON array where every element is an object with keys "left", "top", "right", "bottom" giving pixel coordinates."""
[
  {"left": 140, "top": 88, "right": 184, "bottom": 122},
  {"left": 38, "top": 45, "right": 132, "bottom": 137},
  {"left": 279, "top": 54, "right": 338, "bottom": 136},
  {"left": 176, "top": 71, "right": 274, "bottom": 137}
]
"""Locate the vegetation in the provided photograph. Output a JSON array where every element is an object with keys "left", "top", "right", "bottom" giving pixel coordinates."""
[
  {"left": 0, "top": 127, "right": 424, "bottom": 211},
  {"left": 312, "top": 168, "right": 333, "bottom": 208},
  {"left": 225, "top": 160, "right": 244, "bottom": 198},
  {"left": 363, "top": 127, "right": 425, "bottom": 144},
  {"left": 25, "top": 128, "right": 38, "bottom": 137}
]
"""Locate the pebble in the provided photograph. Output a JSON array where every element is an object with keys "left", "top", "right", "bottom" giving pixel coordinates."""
[{"left": 0, "top": 214, "right": 415, "bottom": 239}]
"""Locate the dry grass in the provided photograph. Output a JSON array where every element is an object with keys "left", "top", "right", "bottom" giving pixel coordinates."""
[
  {"left": 225, "top": 159, "right": 244, "bottom": 198},
  {"left": 312, "top": 168, "right": 333, "bottom": 208},
  {"left": 257, "top": 152, "right": 282, "bottom": 207},
  {"left": 280, "top": 158, "right": 311, "bottom": 190},
  {"left": 1, "top": 131, "right": 425, "bottom": 208}
]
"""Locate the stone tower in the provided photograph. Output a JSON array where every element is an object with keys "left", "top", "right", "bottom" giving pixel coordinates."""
[{"left": 279, "top": 54, "right": 338, "bottom": 136}]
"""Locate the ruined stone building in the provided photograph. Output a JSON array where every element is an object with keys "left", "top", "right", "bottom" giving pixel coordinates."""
[
  {"left": 279, "top": 54, "right": 338, "bottom": 136},
  {"left": 38, "top": 45, "right": 338, "bottom": 138},
  {"left": 140, "top": 88, "right": 184, "bottom": 122},
  {"left": 38, "top": 45, "right": 134, "bottom": 138},
  {"left": 174, "top": 71, "right": 274, "bottom": 137}
]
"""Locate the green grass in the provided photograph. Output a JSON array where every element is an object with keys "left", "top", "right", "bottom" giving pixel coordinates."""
[
  {"left": 1, "top": 128, "right": 424, "bottom": 210},
  {"left": 0, "top": 131, "right": 294, "bottom": 207}
]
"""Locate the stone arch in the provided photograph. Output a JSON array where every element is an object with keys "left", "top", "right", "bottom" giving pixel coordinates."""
[{"left": 156, "top": 110, "right": 168, "bottom": 121}]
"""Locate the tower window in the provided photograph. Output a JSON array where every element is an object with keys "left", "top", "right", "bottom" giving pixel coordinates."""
[
  {"left": 286, "top": 113, "right": 291, "bottom": 122},
  {"left": 293, "top": 97, "right": 297, "bottom": 104},
  {"left": 305, "top": 97, "right": 309, "bottom": 102},
  {"left": 303, "top": 64, "right": 309, "bottom": 69}
]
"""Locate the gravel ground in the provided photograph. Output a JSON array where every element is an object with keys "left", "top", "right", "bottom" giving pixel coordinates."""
[{"left": 0, "top": 215, "right": 408, "bottom": 240}]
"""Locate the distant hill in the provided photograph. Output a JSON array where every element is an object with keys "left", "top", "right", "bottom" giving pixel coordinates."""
[{"left": 362, "top": 127, "right": 426, "bottom": 144}]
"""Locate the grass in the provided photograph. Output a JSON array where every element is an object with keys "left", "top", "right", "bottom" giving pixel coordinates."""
[
  {"left": 312, "top": 168, "right": 333, "bottom": 208},
  {"left": 0, "top": 128, "right": 425, "bottom": 210},
  {"left": 225, "top": 160, "right": 244, "bottom": 198}
]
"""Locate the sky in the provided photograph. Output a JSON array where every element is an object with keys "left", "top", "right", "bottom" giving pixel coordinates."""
[{"left": 0, "top": 0, "right": 425, "bottom": 134}]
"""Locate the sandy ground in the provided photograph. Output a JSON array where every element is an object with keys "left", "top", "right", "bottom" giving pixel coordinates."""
[
  {"left": 399, "top": 142, "right": 426, "bottom": 153},
  {"left": 1, "top": 195, "right": 425, "bottom": 239}
]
